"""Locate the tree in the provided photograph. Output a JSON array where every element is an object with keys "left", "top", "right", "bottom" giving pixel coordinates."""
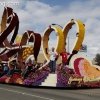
[{"left": 94, "top": 53, "right": 100, "bottom": 66}]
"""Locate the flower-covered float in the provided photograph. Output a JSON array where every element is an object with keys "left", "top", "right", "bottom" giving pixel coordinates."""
[{"left": 0, "top": 6, "right": 100, "bottom": 88}]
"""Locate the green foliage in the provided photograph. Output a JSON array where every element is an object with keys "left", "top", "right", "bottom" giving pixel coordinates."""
[{"left": 94, "top": 53, "right": 100, "bottom": 66}]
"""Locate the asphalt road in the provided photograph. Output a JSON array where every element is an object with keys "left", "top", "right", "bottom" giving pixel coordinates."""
[{"left": 0, "top": 84, "right": 100, "bottom": 100}]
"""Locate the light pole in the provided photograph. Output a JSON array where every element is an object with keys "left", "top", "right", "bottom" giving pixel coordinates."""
[
  {"left": 51, "top": 23, "right": 63, "bottom": 28},
  {"left": 67, "top": 37, "right": 69, "bottom": 52},
  {"left": 52, "top": 23, "right": 69, "bottom": 52}
]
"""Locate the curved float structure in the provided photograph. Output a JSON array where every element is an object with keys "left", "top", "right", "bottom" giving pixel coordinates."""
[
  {"left": 62, "top": 19, "right": 85, "bottom": 64},
  {"left": 41, "top": 25, "right": 64, "bottom": 62},
  {"left": 0, "top": 7, "right": 41, "bottom": 67},
  {"left": 0, "top": 7, "right": 19, "bottom": 61}
]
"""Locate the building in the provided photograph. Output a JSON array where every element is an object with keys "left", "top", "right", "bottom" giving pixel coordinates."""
[{"left": 37, "top": 53, "right": 62, "bottom": 64}]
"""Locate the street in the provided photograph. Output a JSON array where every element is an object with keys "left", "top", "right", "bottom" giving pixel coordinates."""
[{"left": 0, "top": 84, "right": 100, "bottom": 100}]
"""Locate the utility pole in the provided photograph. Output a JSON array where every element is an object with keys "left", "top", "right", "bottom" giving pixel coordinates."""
[{"left": 67, "top": 37, "right": 69, "bottom": 52}]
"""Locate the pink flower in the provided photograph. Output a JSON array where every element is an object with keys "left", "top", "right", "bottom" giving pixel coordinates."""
[{"left": 78, "top": 59, "right": 87, "bottom": 77}]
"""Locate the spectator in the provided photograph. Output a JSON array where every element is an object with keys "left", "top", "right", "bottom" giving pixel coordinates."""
[{"left": 60, "top": 48, "right": 70, "bottom": 66}]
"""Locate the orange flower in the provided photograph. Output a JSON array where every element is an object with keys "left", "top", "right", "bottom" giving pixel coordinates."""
[{"left": 84, "top": 60, "right": 100, "bottom": 78}]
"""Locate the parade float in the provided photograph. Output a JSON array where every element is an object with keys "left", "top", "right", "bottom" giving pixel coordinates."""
[{"left": 0, "top": 7, "right": 100, "bottom": 88}]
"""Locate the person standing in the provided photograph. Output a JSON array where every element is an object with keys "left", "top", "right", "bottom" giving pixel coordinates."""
[
  {"left": 60, "top": 48, "right": 70, "bottom": 66},
  {"left": 46, "top": 47, "right": 58, "bottom": 73}
]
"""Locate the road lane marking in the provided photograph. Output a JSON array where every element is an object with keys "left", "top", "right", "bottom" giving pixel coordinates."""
[{"left": 0, "top": 87, "right": 54, "bottom": 100}]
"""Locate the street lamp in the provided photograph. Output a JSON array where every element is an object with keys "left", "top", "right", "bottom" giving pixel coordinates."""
[
  {"left": 52, "top": 23, "right": 63, "bottom": 28},
  {"left": 67, "top": 37, "right": 69, "bottom": 52},
  {"left": 52, "top": 23, "right": 69, "bottom": 52},
  {"left": 65, "top": 37, "right": 69, "bottom": 52}
]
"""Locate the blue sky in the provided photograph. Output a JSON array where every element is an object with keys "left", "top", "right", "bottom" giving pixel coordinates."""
[
  {"left": 38, "top": 0, "right": 72, "bottom": 6},
  {"left": 38, "top": 0, "right": 87, "bottom": 7},
  {"left": 0, "top": 0, "right": 100, "bottom": 60}
]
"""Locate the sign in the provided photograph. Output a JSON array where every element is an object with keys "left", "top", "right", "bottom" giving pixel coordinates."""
[{"left": 79, "top": 44, "right": 87, "bottom": 52}]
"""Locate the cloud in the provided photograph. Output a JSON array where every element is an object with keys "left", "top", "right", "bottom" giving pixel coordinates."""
[{"left": 0, "top": 0, "right": 100, "bottom": 60}]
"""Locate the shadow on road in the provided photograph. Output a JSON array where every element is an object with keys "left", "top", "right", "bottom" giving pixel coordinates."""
[{"left": 0, "top": 82, "right": 100, "bottom": 90}]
